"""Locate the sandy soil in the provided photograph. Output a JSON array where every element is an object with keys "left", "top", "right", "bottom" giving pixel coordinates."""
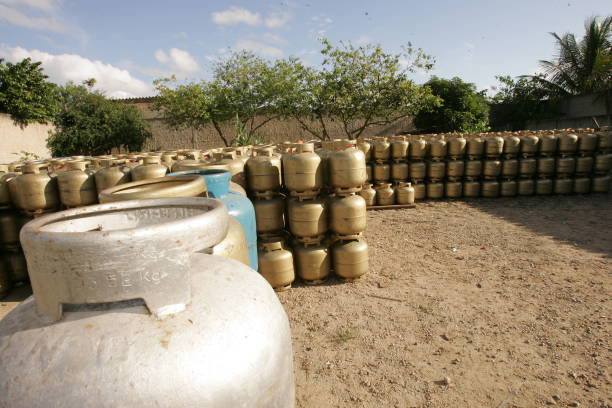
[{"left": 1, "top": 194, "right": 610, "bottom": 407}]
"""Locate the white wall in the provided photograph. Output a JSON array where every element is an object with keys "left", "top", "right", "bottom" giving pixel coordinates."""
[{"left": 0, "top": 113, "right": 52, "bottom": 163}]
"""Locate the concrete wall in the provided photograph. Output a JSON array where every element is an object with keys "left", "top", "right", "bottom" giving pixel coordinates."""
[
  {"left": 0, "top": 113, "right": 53, "bottom": 163},
  {"left": 525, "top": 92, "right": 612, "bottom": 130}
]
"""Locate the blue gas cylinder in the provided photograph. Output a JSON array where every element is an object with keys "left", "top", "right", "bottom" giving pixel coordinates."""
[{"left": 169, "top": 169, "right": 258, "bottom": 270}]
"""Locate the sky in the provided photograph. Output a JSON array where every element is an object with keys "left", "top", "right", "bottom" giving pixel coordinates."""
[{"left": 0, "top": 0, "right": 609, "bottom": 98}]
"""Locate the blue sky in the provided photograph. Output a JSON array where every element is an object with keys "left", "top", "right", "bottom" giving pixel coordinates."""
[{"left": 1, "top": 0, "right": 609, "bottom": 97}]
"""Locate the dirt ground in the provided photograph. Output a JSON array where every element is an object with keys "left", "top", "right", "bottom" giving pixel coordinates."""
[{"left": 1, "top": 194, "right": 610, "bottom": 407}]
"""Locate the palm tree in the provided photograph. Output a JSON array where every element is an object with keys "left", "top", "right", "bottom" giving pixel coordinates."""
[{"left": 534, "top": 16, "right": 611, "bottom": 96}]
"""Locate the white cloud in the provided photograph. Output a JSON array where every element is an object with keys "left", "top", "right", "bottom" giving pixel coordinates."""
[
  {"left": 0, "top": 0, "right": 58, "bottom": 12},
  {"left": 235, "top": 39, "right": 283, "bottom": 57},
  {"left": 264, "top": 12, "right": 291, "bottom": 28},
  {"left": 0, "top": 44, "right": 153, "bottom": 98},
  {"left": 212, "top": 6, "right": 261, "bottom": 26},
  {"left": 353, "top": 34, "right": 371, "bottom": 45},
  {"left": 154, "top": 48, "right": 202, "bottom": 76},
  {"left": 261, "top": 32, "right": 286, "bottom": 44},
  {"left": 0, "top": 4, "right": 67, "bottom": 32}
]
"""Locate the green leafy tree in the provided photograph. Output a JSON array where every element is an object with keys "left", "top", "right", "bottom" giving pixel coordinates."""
[
  {"left": 47, "top": 80, "right": 151, "bottom": 156},
  {"left": 414, "top": 76, "right": 489, "bottom": 133},
  {"left": 0, "top": 57, "right": 59, "bottom": 128}
]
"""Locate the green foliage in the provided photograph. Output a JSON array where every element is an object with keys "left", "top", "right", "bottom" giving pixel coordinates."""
[
  {"left": 414, "top": 77, "right": 489, "bottom": 133},
  {"left": 0, "top": 57, "right": 59, "bottom": 128},
  {"left": 232, "top": 114, "right": 263, "bottom": 146},
  {"left": 12, "top": 151, "right": 41, "bottom": 161},
  {"left": 47, "top": 81, "right": 151, "bottom": 156}
]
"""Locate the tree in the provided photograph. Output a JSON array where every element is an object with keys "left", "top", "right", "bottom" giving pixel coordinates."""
[
  {"left": 0, "top": 57, "right": 59, "bottom": 128},
  {"left": 414, "top": 77, "right": 489, "bottom": 133},
  {"left": 532, "top": 16, "right": 611, "bottom": 95},
  {"left": 47, "top": 80, "right": 151, "bottom": 156}
]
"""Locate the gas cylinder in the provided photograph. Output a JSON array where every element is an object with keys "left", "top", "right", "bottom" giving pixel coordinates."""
[
  {"left": 0, "top": 211, "right": 28, "bottom": 251},
  {"left": 252, "top": 194, "right": 286, "bottom": 235},
  {"left": 427, "top": 161, "right": 446, "bottom": 180},
  {"left": 293, "top": 240, "right": 330, "bottom": 284},
  {"left": 0, "top": 257, "right": 10, "bottom": 299},
  {"left": 446, "top": 160, "right": 465, "bottom": 179},
  {"left": 329, "top": 146, "right": 367, "bottom": 191},
  {"left": 94, "top": 159, "right": 131, "bottom": 194},
  {"left": 413, "top": 183, "right": 426, "bottom": 200},
  {"left": 594, "top": 153, "right": 612, "bottom": 173},
  {"left": 518, "top": 179, "right": 535, "bottom": 196},
  {"left": 519, "top": 158, "right": 537, "bottom": 177},
  {"left": 535, "top": 178, "right": 553, "bottom": 195},
  {"left": 537, "top": 157, "right": 555, "bottom": 176},
  {"left": 447, "top": 136, "right": 466, "bottom": 158},
  {"left": 409, "top": 161, "right": 426, "bottom": 181},
  {"left": 391, "top": 137, "right": 409, "bottom": 161},
  {"left": 429, "top": 137, "right": 447, "bottom": 160},
  {"left": 372, "top": 137, "right": 391, "bottom": 162},
  {"left": 172, "top": 159, "right": 208, "bottom": 172},
  {"left": 501, "top": 159, "right": 518, "bottom": 178},
  {"left": 212, "top": 217, "right": 250, "bottom": 267},
  {"left": 500, "top": 180, "right": 517, "bottom": 196},
  {"left": 57, "top": 161, "right": 97, "bottom": 207},
  {"left": 463, "top": 180, "right": 480, "bottom": 197},
  {"left": 555, "top": 157, "right": 576, "bottom": 175},
  {"left": 391, "top": 161, "right": 409, "bottom": 183},
  {"left": 373, "top": 162, "right": 391, "bottom": 182},
  {"left": 15, "top": 162, "right": 59, "bottom": 214},
  {"left": 6, "top": 173, "right": 24, "bottom": 210},
  {"left": 483, "top": 159, "right": 501, "bottom": 178},
  {"left": 184, "top": 149, "right": 202, "bottom": 160},
  {"left": 287, "top": 197, "right": 327, "bottom": 241},
  {"left": 573, "top": 177, "right": 591, "bottom": 194},
  {"left": 467, "top": 137, "right": 485, "bottom": 159},
  {"left": 258, "top": 239, "right": 295, "bottom": 291},
  {"left": 131, "top": 156, "right": 167, "bottom": 181},
  {"left": 282, "top": 143, "right": 322, "bottom": 196},
  {"left": 395, "top": 182, "right": 415, "bottom": 204},
  {"left": 464, "top": 160, "right": 482, "bottom": 178},
  {"left": 332, "top": 239, "right": 368, "bottom": 280},
  {"left": 359, "top": 183, "right": 376, "bottom": 206},
  {"left": 539, "top": 134, "right": 557, "bottom": 156},
  {"left": 329, "top": 194, "right": 366, "bottom": 236},
  {"left": 409, "top": 138, "right": 427, "bottom": 160},
  {"left": 575, "top": 156, "right": 594, "bottom": 174},
  {"left": 578, "top": 133, "right": 598, "bottom": 153},
  {"left": 558, "top": 133, "right": 578, "bottom": 154},
  {"left": 503, "top": 136, "right": 521, "bottom": 157},
  {"left": 0, "top": 173, "right": 15, "bottom": 208},
  {"left": 218, "top": 151, "right": 247, "bottom": 189},
  {"left": 98, "top": 175, "right": 206, "bottom": 203},
  {"left": 485, "top": 136, "right": 504, "bottom": 157},
  {"left": 160, "top": 153, "right": 176, "bottom": 168},
  {"left": 246, "top": 147, "right": 282, "bottom": 193},
  {"left": 592, "top": 175, "right": 610, "bottom": 193},
  {"left": 426, "top": 182, "right": 444, "bottom": 199},
  {"left": 481, "top": 180, "right": 500, "bottom": 197},
  {"left": 357, "top": 140, "right": 372, "bottom": 161},
  {"left": 375, "top": 183, "right": 395, "bottom": 205},
  {"left": 554, "top": 177, "right": 573, "bottom": 194},
  {"left": 445, "top": 181, "right": 462, "bottom": 198},
  {"left": 520, "top": 135, "right": 539, "bottom": 156},
  {"left": 365, "top": 163, "right": 372, "bottom": 182},
  {"left": 596, "top": 128, "right": 612, "bottom": 152},
  {"left": 5, "top": 250, "right": 28, "bottom": 284}
]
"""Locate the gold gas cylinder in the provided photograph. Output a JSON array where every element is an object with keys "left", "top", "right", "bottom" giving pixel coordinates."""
[
  {"left": 535, "top": 178, "right": 553, "bottom": 195},
  {"left": 98, "top": 175, "right": 206, "bottom": 203},
  {"left": 537, "top": 157, "right": 555, "bottom": 176},
  {"left": 539, "top": 134, "right": 558, "bottom": 156},
  {"left": 94, "top": 159, "right": 131, "bottom": 194},
  {"left": 409, "top": 137, "right": 427, "bottom": 160},
  {"left": 503, "top": 136, "right": 521, "bottom": 157},
  {"left": 246, "top": 147, "right": 282, "bottom": 193},
  {"left": 427, "top": 161, "right": 446, "bottom": 180},
  {"left": 171, "top": 159, "right": 208, "bottom": 172},
  {"left": 373, "top": 162, "right": 390, "bottom": 183},
  {"left": 293, "top": 240, "right": 330, "bottom": 284},
  {"left": 0, "top": 173, "right": 16, "bottom": 208},
  {"left": 391, "top": 137, "right": 409, "bottom": 161},
  {"left": 412, "top": 183, "right": 426, "bottom": 200},
  {"left": 375, "top": 183, "right": 395, "bottom": 205},
  {"left": 447, "top": 136, "right": 466, "bottom": 158},
  {"left": 481, "top": 180, "right": 500, "bottom": 197},
  {"left": 287, "top": 197, "right": 327, "bottom": 241},
  {"left": 357, "top": 140, "right": 372, "bottom": 161},
  {"left": 445, "top": 181, "right": 462, "bottom": 198},
  {"left": 596, "top": 127, "right": 612, "bottom": 152},
  {"left": 409, "top": 161, "right": 426, "bottom": 181},
  {"left": 57, "top": 161, "right": 97, "bottom": 207},
  {"left": 554, "top": 177, "right": 573, "bottom": 194},
  {"left": 359, "top": 183, "right": 376, "bottom": 206},
  {"left": 518, "top": 179, "right": 535, "bottom": 195},
  {"left": 131, "top": 156, "right": 167, "bottom": 181},
  {"left": 578, "top": 133, "right": 598, "bottom": 153},
  {"left": 426, "top": 182, "right": 444, "bottom": 199},
  {"left": 573, "top": 177, "right": 591, "bottom": 194},
  {"left": 0, "top": 211, "right": 28, "bottom": 251},
  {"left": 446, "top": 160, "right": 465, "bottom": 179},
  {"left": 467, "top": 137, "right": 485, "bottom": 159},
  {"left": 558, "top": 133, "right": 578, "bottom": 154},
  {"left": 0, "top": 257, "right": 11, "bottom": 298},
  {"left": 591, "top": 175, "right": 611, "bottom": 193},
  {"left": 483, "top": 159, "right": 501, "bottom": 178},
  {"left": 594, "top": 153, "right": 612, "bottom": 173},
  {"left": 485, "top": 136, "right": 504, "bottom": 157},
  {"left": 6, "top": 173, "right": 24, "bottom": 210},
  {"left": 391, "top": 161, "right": 409, "bottom": 183},
  {"left": 184, "top": 150, "right": 202, "bottom": 160},
  {"left": 575, "top": 156, "right": 594, "bottom": 174},
  {"left": 365, "top": 163, "right": 372, "bottom": 181},
  {"left": 329, "top": 146, "right": 367, "bottom": 191},
  {"left": 555, "top": 157, "right": 576, "bottom": 175},
  {"left": 501, "top": 159, "right": 518, "bottom": 178},
  {"left": 212, "top": 217, "right": 250, "bottom": 267},
  {"left": 519, "top": 158, "right": 537, "bottom": 177},
  {"left": 520, "top": 135, "right": 539, "bottom": 156},
  {"left": 372, "top": 137, "right": 391, "bottom": 162},
  {"left": 464, "top": 160, "right": 482, "bottom": 178},
  {"left": 500, "top": 180, "right": 517, "bottom": 196},
  {"left": 160, "top": 153, "right": 176, "bottom": 168},
  {"left": 15, "top": 162, "right": 59, "bottom": 214},
  {"left": 332, "top": 239, "right": 368, "bottom": 281},
  {"left": 219, "top": 151, "right": 247, "bottom": 188},
  {"left": 6, "top": 250, "right": 28, "bottom": 284},
  {"left": 329, "top": 194, "right": 366, "bottom": 236},
  {"left": 429, "top": 137, "right": 447, "bottom": 160},
  {"left": 258, "top": 239, "right": 295, "bottom": 291},
  {"left": 395, "top": 182, "right": 415, "bottom": 204},
  {"left": 315, "top": 140, "right": 332, "bottom": 188},
  {"left": 463, "top": 180, "right": 480, "bottom": 197},
  {"left": 253, "top": 194, "right": 285, "bottom": 235},
  {"left": 282, "top": 143, "right": 323, "bottom": 195}
]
